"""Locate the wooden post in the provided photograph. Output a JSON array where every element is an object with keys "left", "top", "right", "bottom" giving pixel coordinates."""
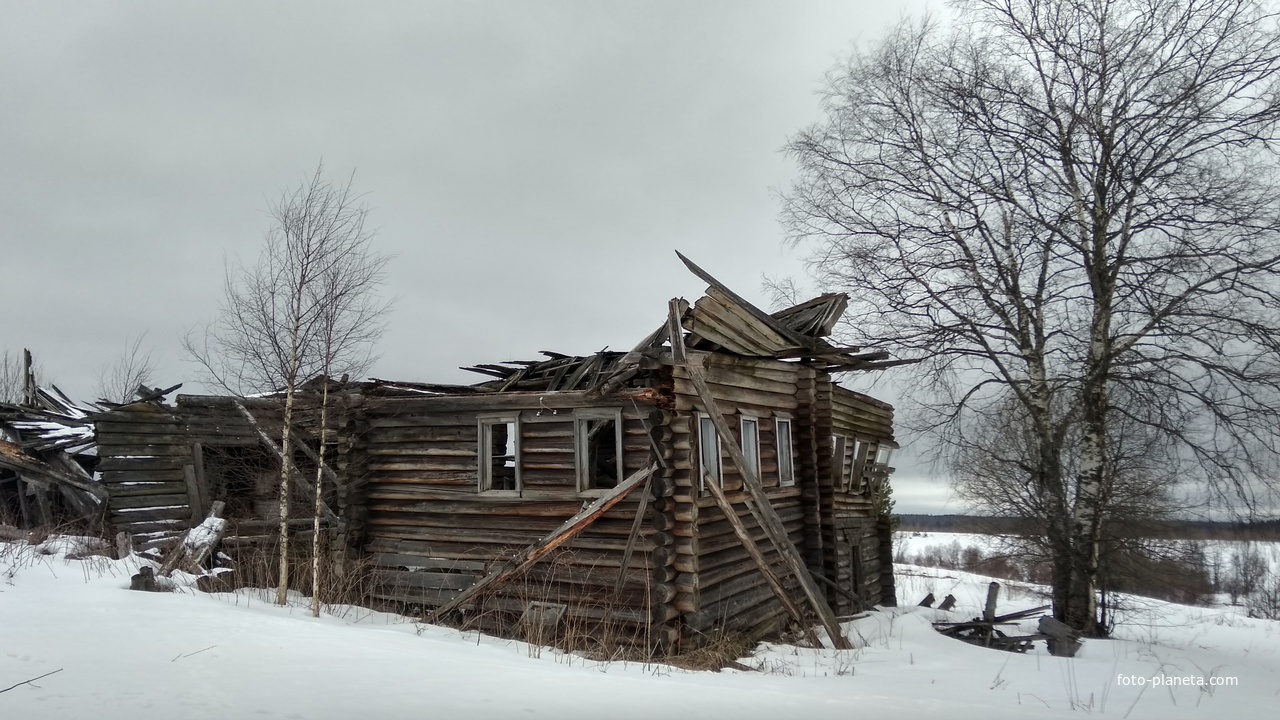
[
  {"left": 158, "top": 501, "right": 226, "bottom": 577},
  {"left": 705, "top": 473, "right": 823, "bottom": 648},
  {"left": 115, "top": 531, "right": 134, "bottom": 560},
  {"left": 984, "top": 582, "right": 1000, "bottom": 622},
  {"left": 668, "top": 299, "right": 853, "bottom": 650},
  {"left": 15, "top": 478, "right": 31, "bottom": 528},
  {"left": 182, "top": 465, "right": 203, "bottom": 523},
  {"left": 21, "top": 349, "right": 34, "bottom": 407},
  {"left": 191, "top": 442, "right": 210, "bottom": 516},
  {"left": 428, "top": 463, "right": 656, "bottom": 623},
  {"left": 983, "top": 581, "right": 1000, "bottom": 647}
]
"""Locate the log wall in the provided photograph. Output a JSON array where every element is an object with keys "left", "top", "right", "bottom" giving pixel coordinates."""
[
  {"left": 356, "top": 390, "right": 673, "bottom": 650},
  {"left": 672, "top": 354, "right": 811, "bottom": 644},
  {"left": 829, "top": 386, "right": 896, "bottom": 611}
]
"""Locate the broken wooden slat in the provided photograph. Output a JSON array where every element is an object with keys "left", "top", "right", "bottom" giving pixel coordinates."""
[
  {"left": 427, "top": 462, "right": 657, "bottom": 623},
  {"left": 158, "top": 500, "right": 226, "bottom": 577},
  {"left": 613, "top": 471, "right": 653, "bottom": 597}
]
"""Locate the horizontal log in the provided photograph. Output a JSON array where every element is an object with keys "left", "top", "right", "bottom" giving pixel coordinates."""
[
  {"left": 107, "top": 480, "right": 190, "bottom": 498},
  {"left": 100, "top": 468, "right": 188, "bottom": 484},
  {"left": 97, "top": 456, "right": 190, "bottom": 472},
  {"left": 111, "top": 506, "right": 192, "bottom": 523},
  {"left": 375, "top": 569, "right": 480, "bottom": 592},
  {"left": 672, "top": 378, "right": 798, "bottom": 411},
  {"left": 369, "top": 554, "right": 488, "bottom": 572},
  {"left": 109, "top": 493, "right": 192, "bottom": 510}
]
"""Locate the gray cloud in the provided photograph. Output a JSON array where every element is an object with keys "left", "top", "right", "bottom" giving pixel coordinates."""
[{"left": 1, "top": 0, "right": 941, "bottom": 499}]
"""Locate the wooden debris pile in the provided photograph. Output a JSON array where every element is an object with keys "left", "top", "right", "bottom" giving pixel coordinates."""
[
  {"left": 0, "top": 364, "right": 107, "bottom": 528},
  {"left": 929, "top": 582, "right": 1081, "bottom": 657}
]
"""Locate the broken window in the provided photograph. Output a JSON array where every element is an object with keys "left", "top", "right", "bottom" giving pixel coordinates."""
[
  {"left": 740, "top": 416, "right": 760, "bottom": 482},
  {"left": 479, "top": 416, "right": 519, "bottom": 493},
  {"left": 575, "top": 409, "right": 623, "bottom": 492},
  {"left": 698, "top": 413, "right": 721, "bottom": 489},
  {"left": 775, "top": 417, "right": 795, "bottom": 487},
  {"left": 833, "top": 434, "right": 865, "bottom": 492},
  {"left": 875, "top": 444, "right": 895, "bottom": 466}
]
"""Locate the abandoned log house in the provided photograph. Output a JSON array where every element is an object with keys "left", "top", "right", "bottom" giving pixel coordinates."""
[{"left": 87, "top": 255, "right": 903, "bottom": 653}]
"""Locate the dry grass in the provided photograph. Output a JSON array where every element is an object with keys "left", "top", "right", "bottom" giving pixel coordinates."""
[{"left": 661, "top": 631, "right": 756, "bottom": 671}]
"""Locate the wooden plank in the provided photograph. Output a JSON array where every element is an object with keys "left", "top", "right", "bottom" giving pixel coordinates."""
[
  {"left": 426, "top": 462, "right": 656, "bottom": 622},
  {"left": 669, "top": 298, "right": 852, "bottom": 650},
  {"left": 107, "top": 480, "right": 189, "bottom": 498},
  {"left": 370, "top": 554, "right": 488, "bottom": 572},
  {"left": 191, "top": 442, "right": 210, "bottom": 517},
  {"left": 110, "top": 493, "right": 192, "bottom": 510},
  {"left": 182, "top": 465, "right": 203, "bottom": 522},
  {"left": 374, "top": 570, "right": 481, "bottom": 591},
  {"left": 111, "top": 506, "right": 192, "bottom": 523},
  {"left": 676, "top": 252, "right": 816, "bottom": 351}
]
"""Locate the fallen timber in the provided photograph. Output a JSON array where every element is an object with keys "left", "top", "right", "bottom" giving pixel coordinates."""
[{"left": 930, "top": 583, "right": 1077, "bottom": 656}]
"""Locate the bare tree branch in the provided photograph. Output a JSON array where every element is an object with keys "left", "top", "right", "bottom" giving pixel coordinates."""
[{"left": 784, "top": 0, "right": 1280, "bottom": 635}]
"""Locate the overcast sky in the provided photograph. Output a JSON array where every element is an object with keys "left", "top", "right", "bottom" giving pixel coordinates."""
[{"left": 0, "top": 0, "right": 958, "bottom": 512}]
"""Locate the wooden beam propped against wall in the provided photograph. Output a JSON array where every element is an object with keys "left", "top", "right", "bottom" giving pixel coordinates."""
[
  {"left": 668, "top": 298, "right": 853, "bottom": 650},
  {"left": 427, "top": 462, "right": 658, "bottom": 624}
]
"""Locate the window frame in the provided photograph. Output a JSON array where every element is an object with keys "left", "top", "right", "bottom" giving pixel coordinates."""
[
  {"left": 574, "top": 407, "right": 625, "bottom": 495},
  {"left": 477, "top": 414, "right": 521, "bottom": 495},
  {"left": 697, "top": 412, "right": 722, "bottom": 491},
  {"left": 775, "top": 416, "right": 795, "bottom": 487},
  {"left": 849, "top": 438, "right": 868, "bottom": 494},
  {"left": 739, "top": 414, "right": 761, "bottom": 483},
  {"left": 874, "top": 443, "right": 895, "bottom": 467},
  {"left": 832, "top": 434, "right": 849, "bottom": 491}
]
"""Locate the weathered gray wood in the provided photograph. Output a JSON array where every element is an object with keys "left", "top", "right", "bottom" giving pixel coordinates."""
[
  {"left": 0, "top": 440, "right": 108, "bottom": 501},
  {"left": 705, "top": 471, "right": 823, "bottom": 648},
  {"left": 182, "top": 465, "right": 203, "bottom": 522},
  {"left": 613, "top": 472, "right": 653, "bottom": 597},
  {"left": 232, "top": 401, "right": 338, "bottom": 524},
  {"left": 984, "top": 582, "right": 1000, "bottom": 622},
  {"left": 676, "top": 252, "right": 815, "bottom": 351},
  {"left": 1038, "top": 616, "right": 1083, "bottom": 657},
  {"left": 191, "top": 442, "right": 209, "bottom": 516},
  {"left": 668, "top": 298, "right": 852, "bottom": 650},
  {"left": 427, "top": 462, "right": 656, "bottom": 622},
  {"left": 159, "top": 500, "right": 226, "bottom": 577},
  {"left": 109, "top": 493, "right": 191, "bottom": 510},
  {"left": 375, "top": 569, "right": 481, "bottom": 591}
]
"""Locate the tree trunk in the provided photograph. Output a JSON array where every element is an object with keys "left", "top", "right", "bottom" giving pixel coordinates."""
[
  {"left": 276, "top": 382, "right": 296, "bottom": 606},
  {"left": 310, "top": 380, "right": 330, "bottom": 617},
  {"left": 1060, "top": 294, "right": 1112, "bottom": 636}
]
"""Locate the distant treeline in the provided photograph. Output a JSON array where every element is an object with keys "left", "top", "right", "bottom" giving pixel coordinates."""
[{"left": 896, "top": 514, "right": 1280, "bottom": 541}]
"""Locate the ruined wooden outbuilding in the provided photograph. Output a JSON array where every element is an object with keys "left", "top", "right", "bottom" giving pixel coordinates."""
[
  {"left": 92, "top": 256, "right": 902, "bottom": 653},
  {"left": 0, "top": 378, "right": 106, "bottom": 529}
]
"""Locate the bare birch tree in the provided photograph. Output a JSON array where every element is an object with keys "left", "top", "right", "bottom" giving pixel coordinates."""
[
  {"left": 784, "top": 0, "right": 1280, "bottom": 634},
  {"left": 95, "top": 334, "right": 155, "bottom": 404},
  {"left": 186, "top": 164, "right": 390, "bottom": 606}
]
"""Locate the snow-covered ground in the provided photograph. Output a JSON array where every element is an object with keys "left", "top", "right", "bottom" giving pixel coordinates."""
[{"left": 2, "top": 539, "right": 1278, "bottom": 719}]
